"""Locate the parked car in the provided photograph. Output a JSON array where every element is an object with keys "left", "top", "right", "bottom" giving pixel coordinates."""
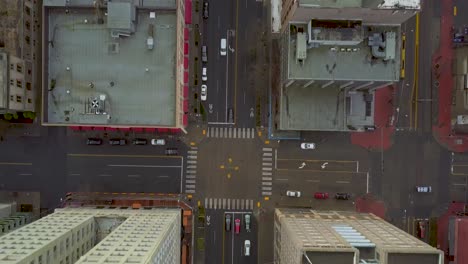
[
  {"left": 244, "top": 214, "right": 251, "bottom": 231},
  {"left": 202, "top": 67, "right": 207, "bottom": 81},
  {"left": 225, "top": 214, "right": 231, "bottom": 232},
  {"left": 86, "top": 138, "right": 102, "bottom": 145},
  {"left": 235, "top": 218, "right": 241, "bottom": 234},
  {"left": 202, "top": 45, "right": 208, "bottom": 63},
  {"left": 151, "top": 139, "right": 166, "bottom": 145},
  {"left": 314, "top": 192, "right": 329, "bottom": 199},
  {"left": 201, "top": 84, "right": 207, "bottom": 101},
  {"left": 416, "top": 186, "right": 432, "bottom": 193},
  {"left": 203, "top": 1, "right": 209, "bottom": 19},
  {"left": 301, "top": 143, "right": 316, "bottom": 149},
  {"left": 286, "top": 190, "right": 301, "bottom": 198},
  {"left": 109, "top": 138, "right": 126, "bottom": 145},
  {"left": 244, "top": 240, "right": 251, "bottom": 256},
  {"left": 165, "top": 148, "right": 178, "bottom": 156},
  {"left": 335, "top": 193, "right": 351, "bottom": 200},
  {"left": 132, "top": 138, "right": 147, "bottom": 145}
]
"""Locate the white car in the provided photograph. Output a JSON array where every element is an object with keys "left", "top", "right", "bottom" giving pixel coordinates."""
[
  {"left": 244, "top": 240, "right": 251, "bottom": 256},
  {"left": 286, "top": 190, "right": 301, "bottom": 198},
  {"left": 416, "top": 186, "right": 432, "bottom": 193},
  {"left": 201, "top": 84, "right": 207, "bottom": 101},
  {"left": 151, "top": 139, "right": 166, "bottom": 145},
  {"left": 220, "top": 38, "right": 227, "bottom": 56},
  {"left": 301, "top": 143, "right": 316, "bottom": 149},
  {"left": 202, "top": 67, "right": 207, "bottom": 81}
]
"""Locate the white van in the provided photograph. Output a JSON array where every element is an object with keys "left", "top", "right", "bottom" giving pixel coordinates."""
[{"left": 220, "top": 38, "right": 227, "bottom": 56}]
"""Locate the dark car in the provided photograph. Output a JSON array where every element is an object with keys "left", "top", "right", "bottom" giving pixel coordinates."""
[
  {"left": 87, "top": 138, "right": 102, "bottom": 145},
  {"left": 203, "top": 2, "right": 209, "bottom": 19},
  {"left": 165, "top": 148, "right": 178, "bottom": 155},
  {"left": 132, "top": 138, "right": 147, "bottom": 145},
  {"left": 225, "top": 214, "right": 231, "bottom": 232},
  {"left": 335, "top": 193, "right": 351, "bottom": 200},
  {"left": 109, "top": 139, "right": 126, "bottom": 145}
]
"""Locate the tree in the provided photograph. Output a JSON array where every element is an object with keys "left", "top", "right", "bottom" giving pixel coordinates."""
[{"left": 3, "top": 113, "right": 12, "bottom": 120}]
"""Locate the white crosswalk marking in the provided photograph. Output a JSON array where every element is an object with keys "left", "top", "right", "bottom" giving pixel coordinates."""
[
  {"left": 261, "top": 148, "right": 274, "bottom": 196},
  {"left": 204, "top": 198, "right": 254, "bottom": 210},
  {"left": 185, "top": 147, "right": 198, "bottom": 194},
  {"left": 205, "top": 127, "right": 256, "bottom": 139}
]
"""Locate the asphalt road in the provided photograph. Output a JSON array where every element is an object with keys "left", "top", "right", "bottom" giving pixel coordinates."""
[
  {"left": 204, "top": 210, "right": 256, "bottom": 264},
  {"left": 0, "top": 127, "right": 188, "bottom": 209},
  {"left": 202, "top": 0, "right": 262, "bottom": 127}
]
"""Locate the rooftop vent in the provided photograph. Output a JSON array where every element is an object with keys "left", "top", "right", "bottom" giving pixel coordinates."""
[{"left": 108, "top": 42, "right": 120, "bottom": 54}]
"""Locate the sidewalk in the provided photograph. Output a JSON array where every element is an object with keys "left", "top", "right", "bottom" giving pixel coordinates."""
[
  {"left": 432, "top": 0, "right": 468, "bottom": 152},
  {"left": 350, "top": 85, "right": 396, "bottom": 151}
]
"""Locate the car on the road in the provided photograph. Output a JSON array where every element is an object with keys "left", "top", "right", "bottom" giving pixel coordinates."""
[
  {"left": 244, "top": 214, "right": 251, "bottom": 231},
  {"left": 314, "top": 192, "right": 329, "bottom": 199},
  {"left": 165, "top": 148, "right": 178, "bottom": 156},
  {"left": 86, "top": 138, "right": 102, "bottom": 145},
  {"left": 202, "top": 45, "right": 208, "bottom": 63},
  {"left": 244, "top": 240, "right": 251, "bottom": 256},
  {"left": 202, "top": 67, "right": 207, "bottom": 81},
  {"left": 132, "top": 138, "right": 147, "bottom": 145},
  {"left": 417, "top": 221, "right": 426, "bottom": 239},
  {"left": 201, "top": 84, "right": 207, "bottom": 101},
  {"left": 335, "top": 193, "right": 351, "bottom": 200},
  {"left": 220, "top": 38, "right": 227, "bottom": 56},
  {"left": 151, "top": 139, "right": 166, "bottom": 145},
  {"left": 301, "top": 143, "right": 316, "bottom": 149},
  {"left": 286, "top": 190, "right": 301, "bottom": 198},
  {"left": 225, "top": 214, "right": 231, "bottom": 232},
  {"left": 416, "top": 186, "right": 432, "bottom": 193},
  {"left": 235, "top": 218, "right": 241, "bottom": 234},
  {"left": 109, "top": 138, "right": 126, "bottom": 145},
  {"left": 203, "top": 1, "right": 209, "bottom": 19}
]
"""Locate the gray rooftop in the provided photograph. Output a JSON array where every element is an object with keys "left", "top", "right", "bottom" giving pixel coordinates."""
[
  {"left": 44, "top": 8, "right": 177, "bottom": 126},
  {"left": 286, "top": 25, "right": 400, "bottom": 81}
]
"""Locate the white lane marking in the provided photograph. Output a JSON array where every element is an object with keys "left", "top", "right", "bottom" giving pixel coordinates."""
[
  {"left": 336, "top": 180, "right": 350, "bottom": 184},
  {"left": 128, "top": 174, "right": 141, "bottom": 178},
  {"left": 108, "top": 164, "right": 181, "bottom": 168},
  {"left": 19, "top": 173, "right": 32, "bottom": 176},
  {"left": 158, "top": 175, "right": 169, "bottom": 178},
  {"left": 70, "top": 173, "right": 81, "bottom": 176},
  {"left": 98, "top": 174, "right": 112, "bottom": 177}
]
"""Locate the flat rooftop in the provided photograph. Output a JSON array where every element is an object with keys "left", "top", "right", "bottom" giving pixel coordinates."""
[
  {"left": 44, "top": 7, "right": 177, "bottom": 126},
  {"left": 286, "top": 25, "right": 400, "bottom": 81}
]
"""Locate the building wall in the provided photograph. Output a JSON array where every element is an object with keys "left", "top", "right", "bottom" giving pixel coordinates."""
[{"left": 176, "top": 0, "right": 186, "bottom": 129}]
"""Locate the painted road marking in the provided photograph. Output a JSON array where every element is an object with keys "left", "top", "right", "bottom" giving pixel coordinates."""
[
  {"left": 262, "top": 172, "right": 272, "bottom": 176},
  {"left": 19, "top": 173, "right": 32, "bottom": 176},
  {"left": 263, "top": 152, "right": 272, "bottom": 157},
  {"left": 263, "top": 157, "right": 272, "bottom": 162},
  {"left": 262, "top": 182, "right": 272, "bottom": 185},
  {"left": 0, "top": 162, "right": 32, "bottom": 166},
  {"left": 108, "top": 164, "right": 182, "bottom": 168},
  {"left": 98, "top": 174, "right": 112, "bottom": 177},
  {"left": 276, "top": 178, "right": 288, "bottom": 181},
  {"left": 68, "top": 153, "right": 180, "bottom": 158},
  {"left": 127, "top": 174, "right": 141, "bottom": 178},
  {"left": 262, "top": 177, "right": 272, "bottom": 181},
  {"left": 262, "top": 147, "right": 272, "bottom": 152},
  {"left": 262, "top": 167, "right": 272, "bottom": 171},
  {"left": 336, "top": 180, "right": 350, "bottom": 184}
]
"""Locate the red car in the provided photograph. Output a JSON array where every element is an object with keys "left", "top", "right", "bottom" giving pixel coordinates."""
[
  {"left": 235, "top": 219, "right": 241, "bottom": 234},
  {"left": 314, "top": 192, "right": 329, "bottom": 199}
]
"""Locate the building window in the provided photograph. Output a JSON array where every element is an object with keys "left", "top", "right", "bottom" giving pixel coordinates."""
[
  {"left": 25, "top": 36, "right": 30, "bottom": 44},
  {"left": 26, "top": 82, "right": 31, "bottom": 90},
  {"left": 10, "top": 95, "right": 14, "bottom": 101},
  {"left": 28, "top": 69, "right": 31, "bottom": 75},
  {"left": 16, "top": 96, "right": 22, "bottom": 103},
  {"left": 25, "top": 6, "right": 31, "bottom": 15},
  {"left": 28, "top": 98, "right": 32, "bottom": 104},
  {"left": 10, "top": 64, "right": 14, "bottom": 70},
  {"left": 16, "top": 80, "right": 22, "bottom": 88},
  {"left": 16, "top": 64, "right": 22, "bottom": 73},
  {"left": 25, "top": 21, "right": 31, "bottom": 30},
  {"left": 10, "top": 79, "right": 14, "bottom": 86}
]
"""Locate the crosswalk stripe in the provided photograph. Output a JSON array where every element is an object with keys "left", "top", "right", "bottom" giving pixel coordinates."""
[
  {"left": 206, "top": 127, "right": 256, "bottom": 139},
  {"left": 263, "top": 147, "right": 272, "bottom": 152},
  {"left": 262, "top": 162, "right": 272, "bottom": 166},
  {"left": 262, "top": 167, "right": 272, "bottom": 171},
  {"left": 187, "top": 160, "right": 197, "bottom": 164},
  {"left": 188, "top": 155, "right": 197, "bottom": 159},
  {"left": 250, "top": 200, "right": 253, "bottom": 209},
  {"left": 228, "top": 128, "right": 232, "bottom": 138},
  {"left": 186, "top": 175, "right": 196, "bottom": 179},
  {"left": 262, "top": 172, "right": 272, "bottom": 176},
  {"left": 187, "top": 165, "right": 197, "bottom": 169},
  {"left": 188, "top": 150, "right": 198, "bottom": 154},
  {"left": 263, "top": 157, "right": 272, "bottom": 162},
  {"left": 186, "top": 180, "right": 196, "bottom": 184},
  {"left": 186, "top": 184, "right": 195, "bottom": 189},
  {"left": 262, "top": 182, "right": 272, "bottom": 186},
  {"left": 186, "top": 189, "right": 195, "bottom": 193},
  {"left": 262, "top": 191, "right": 272, "bottom": 196},
  {"left": 186, "top": 170, "right": 196, "bottom": 174},
  {"left": 262, "top": 186, "right": 272, "bottom": 191},
  {"left": 262, "top": 177, "right": 272, "bottom": 181},
  {"left": 263, "top": 152, "right": 272, "bottom": 157},
  {"left": 227, "top": 198, "right": 231, "bottom": 210}
]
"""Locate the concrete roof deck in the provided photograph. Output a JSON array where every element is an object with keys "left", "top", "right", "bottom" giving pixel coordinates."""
[
  {"left": 287, "top": 25, "right": 400, "bottom": 81},
  {"left": 44, "top": 8, "right": 177, "bottom": 126}
]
